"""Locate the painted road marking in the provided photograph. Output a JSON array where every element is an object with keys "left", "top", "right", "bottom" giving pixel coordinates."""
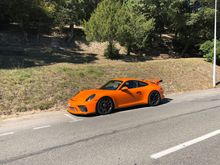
[
  {"left": 64, "top": 114, "right": 82, "bottom": 122},
  {"left": 69, "top": 120, "right": 82, "bottom": 123},
  {"left": 33, "top": 125, "right": 51, "bottom": 130},
  {"left": 0, "top": 132, "right": 14, "bottom": 137},
  {"left": 150, "top": 129, "right": 220, "bottom": 159}
]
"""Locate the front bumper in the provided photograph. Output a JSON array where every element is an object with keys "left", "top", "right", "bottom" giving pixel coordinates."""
[{"left": 67, "top": 100, "right": 97, "bottom": 115}]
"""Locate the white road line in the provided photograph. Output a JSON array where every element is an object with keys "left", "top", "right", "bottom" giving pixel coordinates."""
[
  {"left": 69, "top": 120, "right": 82, "bottom": 123},
  {"left": 0, "top": 132, "right": 14, "bottom": 137},
  {"left": 64, "top": 114, "right": 82, "bottom": 122},
  {"left": 150, "top": 129, "right": 220, "bottom": 160},
  {"left": 33, "top": 125, "right": 51, "bottom": 130},
  {"left": 64, "top": 113, "right": 76, "bottom": 120}
]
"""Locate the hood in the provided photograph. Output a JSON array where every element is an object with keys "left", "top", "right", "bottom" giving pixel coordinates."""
[{"left": 71, "top": 89, "right": 103, "bottom": 102}]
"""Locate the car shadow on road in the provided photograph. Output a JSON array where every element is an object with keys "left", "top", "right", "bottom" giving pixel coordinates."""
[
  {"left": 112, "top": 98, "right": 173, "bottom": 114},
  {"left": 73, "top": 98, "right": 173, "bottom": 118}
]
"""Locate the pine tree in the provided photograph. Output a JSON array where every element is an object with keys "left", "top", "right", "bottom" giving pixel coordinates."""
[
  {"left": 116, "top": 0, "right": 155, "bottom": 55},
  {"left": 84, "top": 0, "right": 121, "bottom": 58}
]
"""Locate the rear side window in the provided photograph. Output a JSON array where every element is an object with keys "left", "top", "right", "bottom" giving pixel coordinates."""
[
  {"left": 123, "top": 81, "right": 138, "bottom": 89},
  {"left": 138, "top": 81, "right": 148, "bottom": 87}
]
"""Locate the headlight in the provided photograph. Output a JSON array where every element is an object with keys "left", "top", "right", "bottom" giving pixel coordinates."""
[{"left": 86, "top": 94, "right": 96, "bottom": 102}]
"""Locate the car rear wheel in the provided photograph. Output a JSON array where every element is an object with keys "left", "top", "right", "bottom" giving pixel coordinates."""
[
  {"left": 96, "top": 97, "right": 114, "bottom": 115},
  {"left": 148, "top": 91, "right": 161, "bottom": 106}
]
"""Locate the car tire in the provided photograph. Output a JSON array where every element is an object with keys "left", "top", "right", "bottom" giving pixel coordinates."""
[
  {"left": 96, "top": 97, "right": 114, "bottom": 115},
  {"left": 148, "top": 91, "right": 161, "bottom": 106}
]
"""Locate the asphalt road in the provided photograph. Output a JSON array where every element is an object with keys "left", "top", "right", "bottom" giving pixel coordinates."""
[{"left": 0, "top": 89, "right": 220, "bottom": 165}]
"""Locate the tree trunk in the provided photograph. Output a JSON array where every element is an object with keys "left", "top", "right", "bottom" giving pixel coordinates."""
[
  {"left": 127, "top": 47, "right": 131, "bottom": 56},
  {"left": 181, "top": 39, "right": 190, "bottom": 56},
  {"left": 109, "top": 40, "right": 113, "bottom": 54},
  {"left": 67, "top": 24, "right": 74, "bottom": 43},
  {"left": 21, "top": 21, "right": 28, "bottom": 43},
  {"left": 175, "top": 31, "right": 178, "bottom": 38}
]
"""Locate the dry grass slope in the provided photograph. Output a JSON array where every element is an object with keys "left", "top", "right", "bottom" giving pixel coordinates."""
[{"left": 0, "top": 58, "right": 219, "bottom": 117}]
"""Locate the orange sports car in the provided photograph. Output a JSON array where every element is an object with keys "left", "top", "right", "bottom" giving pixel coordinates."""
[{"left": 67, "top": 78, "right": 164, "bottom": 115}]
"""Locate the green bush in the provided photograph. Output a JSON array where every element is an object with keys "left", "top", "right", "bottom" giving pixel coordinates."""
[
  {"left": 104, "top": 43, "right": 119, "bottom": 59},
  {"left": 200, "top": 40, "right": 220, "bottom": 63},
  {"left": 116, "top": 1, "right": 155, "bottom": 55}
]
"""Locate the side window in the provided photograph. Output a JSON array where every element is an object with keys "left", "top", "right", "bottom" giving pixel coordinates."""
[
  {"left": 123, "top": 81, "right": 138, "bottom": 89},
  {"left": 138, "top": 81, "right": 148, "bottom": 87}
]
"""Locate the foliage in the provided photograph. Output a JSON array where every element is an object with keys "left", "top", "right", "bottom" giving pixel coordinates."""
[
  {"left": 104, "top": 43, "right": 119, "bottom": 59},
  {"left": 116, "top": 0, "right": 155, "bottom": 55},
  {"left": 0, "top": 0, "right": 217, "bottom": 59},
  {"left": 83, "top": 0, "right": 101, "bottom": 21},
  {"left": 138, "top": 0, "right": 172, "bottom": 36},
  {"left": 84, "top": 0, "right": 121, "bottom": 43},
  {"left": 84, "top": 0, "right": 121, "bottom": 58},
  {"left": 54, "top": 0, "right": 85, "bottom": 28},
  {"left": 200, "top": 40, "right": 220, "bottom": 62},
  {"left": 0, "top": 0, "right": 56, "bottom": 32},
  {"left": 84, "top": 0, "right": 155, "bottom": 56},
  {"left": 134, "top": 0, "right": 215, "bottom": 54},
  {"left": 0, "top": 0, "right": 100, "bottom": 31},
  {"left": 53, "top": 0, "right": 100, "bottom": 29},
  {"left": 168, "top": 0, "right": 215, "bottom": 53}
]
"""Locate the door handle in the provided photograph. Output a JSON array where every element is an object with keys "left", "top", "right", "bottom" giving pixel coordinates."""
[{"left": 136, "top": 91, "right": 142, "bottom": 95}]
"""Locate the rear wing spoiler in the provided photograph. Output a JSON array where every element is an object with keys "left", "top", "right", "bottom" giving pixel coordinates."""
[
  {"left": 151, "top": 79, "right": 163, "bottom": 85},
  {"left": 152, "top": 80, "right": 163, "bottom": 85},
  {"left": 143, "top": 79, "right": 163, "bottom": 85}
]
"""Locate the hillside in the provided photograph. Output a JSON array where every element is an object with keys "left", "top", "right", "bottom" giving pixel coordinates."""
[
  {"left": 0, "top": 27, "right": 176, "bottom": 69},
  {"left": 0, "top": 58, "right": 219, "bottom": 119}
]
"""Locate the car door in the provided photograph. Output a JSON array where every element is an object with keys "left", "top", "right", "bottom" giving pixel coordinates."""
[
  {"left": 136, "top": 81, "right": 149, "bottom": 103},
  {"left": 115, "top": 80, "right": 142, "bottom": 108}
]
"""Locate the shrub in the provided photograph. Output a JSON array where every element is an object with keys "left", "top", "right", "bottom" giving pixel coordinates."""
[
  {"left": 200, "top": 40, "right": 220, "bottom": 63},
  {"left": 104, "top": 43, "right": 119, "bottom": 59}
]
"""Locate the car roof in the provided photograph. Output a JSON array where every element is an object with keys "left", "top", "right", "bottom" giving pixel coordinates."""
[{"left": 112, "top": 78, "right": 139, "bottom": 82}]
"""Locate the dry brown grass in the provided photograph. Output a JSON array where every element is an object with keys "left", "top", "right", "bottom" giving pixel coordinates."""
[{"left": 0, "top": 58, "right": 220, "bottom": 118}]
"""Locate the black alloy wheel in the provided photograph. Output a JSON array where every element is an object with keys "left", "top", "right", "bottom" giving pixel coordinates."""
[
  {"left": 148, "top": 91, "right": 161, "bottom": 106},
  {"left": 97, "top": 97, "right": 114, "bottom": 115}
]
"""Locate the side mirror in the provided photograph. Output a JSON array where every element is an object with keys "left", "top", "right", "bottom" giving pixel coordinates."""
[{"left": 121, "top": 86, "right": 128, "bottom": 91}]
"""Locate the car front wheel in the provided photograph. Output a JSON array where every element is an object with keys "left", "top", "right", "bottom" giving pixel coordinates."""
[{"left": 96, "top": 97, "right": 114, "bottom": 115}]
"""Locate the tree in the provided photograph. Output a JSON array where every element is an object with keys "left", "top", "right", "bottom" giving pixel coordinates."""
[
  {"left": 0, "top": 0, "right": 55, "bottom": 33},
  {"left": 84, "top": 0, "right": 155, "bottom": 57},
  {"left": 137, "top": 0, "right": 172, "bottom": 37},
  {"left": 116, "top": 0, "right": 155, "bottom": 55},
  {"left": 84, "top": 0, "right": 121, "bottom": 58},
  {"left": 83, "top": 0, "right": 101, "bottom": 21},
  {"left": 133, "top": 0, "right": 215, "bottom": 55},
  {"left": 54, "top": 0, "right": 101, "bottom": 42},
  {"left": 55, "top": 0, "right": 85, "bottom": 27},
  {"left": 168, "top": 0, "right": 215, "bottom": 54},
  {"left": 54, "top": 0, "right": 86, "bottom": 42},
  {"left": 0, "top": 0, "right": 12, "bottom": 26}
]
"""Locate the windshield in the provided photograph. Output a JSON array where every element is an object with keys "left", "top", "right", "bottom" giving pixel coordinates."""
[{"left": 100, "top": 80, "right": 122, "bottom": 90}]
